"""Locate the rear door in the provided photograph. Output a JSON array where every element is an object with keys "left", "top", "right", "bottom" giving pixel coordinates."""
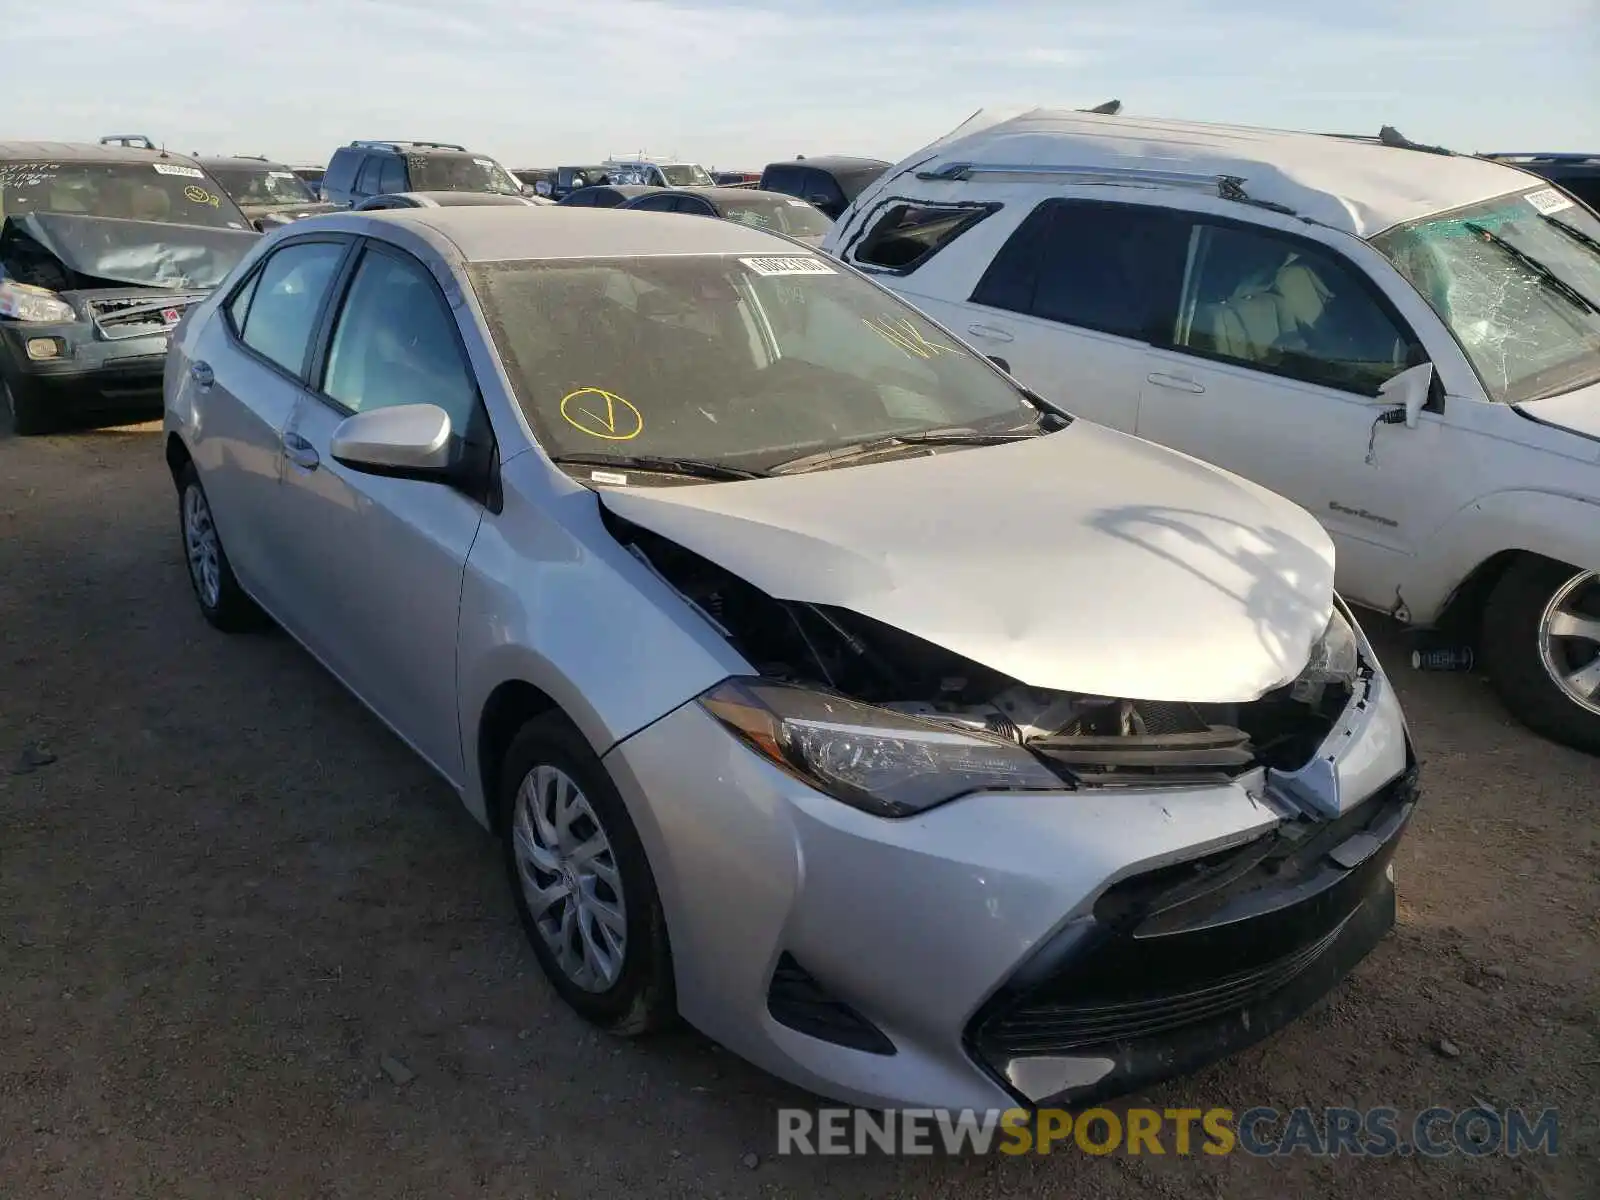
[
  {"left": 957, "top": 199, "right": 1189, "bottom": 432},
  {"left": 272, "top": 240, "right": 490, "bottom": 782},
  {"left": 188, "top": 236, "right": 351, "bottom": 615}
]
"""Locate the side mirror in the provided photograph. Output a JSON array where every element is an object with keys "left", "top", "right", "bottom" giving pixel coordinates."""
[
  {"left": 986, "top": 355, "right": 1011, "bottom": 373},
  {"left": 1377, "top": 362, "right": 1434, "bottom": 429},
  {"left": 329, "top": 404, "right": 454, "bottom": 479}
]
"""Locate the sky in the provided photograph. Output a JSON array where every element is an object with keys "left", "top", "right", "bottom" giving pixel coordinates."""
[{"left": 3, "top": 0, "right": 1596, "bottom": 170}]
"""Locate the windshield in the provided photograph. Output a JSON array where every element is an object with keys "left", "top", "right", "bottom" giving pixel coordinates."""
[
  {"left": 208, "top": 165, "right": 316, "bottom": 207},
  {"left": 719, "top": 195, "right": 832, "bottom": 239},
  {"left": 407, "top": 153, "right": 523, "bottom": 196},
  {"left": 661, "top": 164, "right": 714, "bottom": 187},
  {"left": 1372, "top": 187, "right": 1600, "bottom": 403},
  {"left": 0, "top": 160, "right": 250, "bottom": 230},
  {"left": 471, "top": 253, "right": 1042, "bottom": 475}
]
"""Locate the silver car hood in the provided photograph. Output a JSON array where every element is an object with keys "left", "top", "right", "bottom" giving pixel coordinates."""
[
  {"left": 598, "top": 422, "right": 1337, "bottom": 703},
  {"left": 1517, "top": 380, "right": 1600, "bottom": 445}
]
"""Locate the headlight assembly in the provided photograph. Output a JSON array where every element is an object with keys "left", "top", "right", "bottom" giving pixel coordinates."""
[
  {"left": 1297, "top": 607, "right": 1361, "bottom": 687},
  {"left": 698, "top": 678, "right": 1065, "bottom": 817}
]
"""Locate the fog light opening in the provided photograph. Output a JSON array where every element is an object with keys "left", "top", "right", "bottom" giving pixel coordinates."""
[{"left": 25, "top": 337, "right": 62, "bottom": 361}]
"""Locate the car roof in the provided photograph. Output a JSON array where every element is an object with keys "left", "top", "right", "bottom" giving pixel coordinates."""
[
  {"left": 896, "top": 109, "right": 1535, "bottom": 237},
  {"left": 767, "top": 155, "right": 889, "bottom": 174},
  {"left": 405, "top": 191, "right": 533, "bottom": 207},
  {"left": 197, "top": 155, "right": 292, "bottom": 171},
  {"left": 572, "top": 184, "right": 660, "bottom": 197},
  {"left": 353, "top": 205, "right": 816, "bottom": 262},
  {"left": 0, "top": 140, "right": 209, "bottom": 166},
  {"left": 665, "top": 187, "right": 804, "bottom": 204}
]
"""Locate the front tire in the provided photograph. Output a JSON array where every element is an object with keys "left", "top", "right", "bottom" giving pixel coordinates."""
[
  {"left": 176, "top": 463, "right": 264, "bottom": 632},
  {"left": 500, "top": 714, "right": 675, "bottom": 1035},
  {"left": 3, "top": 376, "right": 53, "bottom": 437},
  {"left": 1481, "top": 557, "right": 1600, "bottom": 754}
]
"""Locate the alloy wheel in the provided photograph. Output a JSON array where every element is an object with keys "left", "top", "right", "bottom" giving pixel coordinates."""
[
  {"left": 1537, "top": 570, "right": 1600, "bottom": 716},
  {"left": 512, "top": 764, "right": 628, "bottom": 992},
  {"left": 182, "top": 483, "right": 222, "bottom": 609}
]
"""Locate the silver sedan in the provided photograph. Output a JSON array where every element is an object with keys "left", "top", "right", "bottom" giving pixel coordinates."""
[{"left": 162, "top": 207, "right": 1417, "bottom": 1111}]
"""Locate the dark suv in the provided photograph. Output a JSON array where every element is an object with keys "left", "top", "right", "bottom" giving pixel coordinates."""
[
  {"left": 1480, "top": 153, "right": 1600, "bottom": 211},
  {"left": 758, "top": 156, "right": 890, "bottom": 220},
  {"left": 320, "top": 140, "right": 525, "bottom": 208},
  {"left": 0, "top": 141, "right": 259, "bottom": 433}
]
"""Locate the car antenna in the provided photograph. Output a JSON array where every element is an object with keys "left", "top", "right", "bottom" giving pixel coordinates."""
[{"left": 1082, "top": 99, "right": 1123, "bottom": 115}]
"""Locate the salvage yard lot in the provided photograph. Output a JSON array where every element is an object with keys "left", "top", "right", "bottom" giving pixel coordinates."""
[{"left": 1, "top": 418, "right": 1595, "bottom": 1199}]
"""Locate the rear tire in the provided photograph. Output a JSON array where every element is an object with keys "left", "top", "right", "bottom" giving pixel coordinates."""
[
  {"left": 499, "top": 714, "right": 675, "bottom": 1036},
  {"left": 176, "top": 463, "right": 265, "bottom": 632},
  {"left": 3, "top": 376, "right": 53, "bottom": 436},
  {"left": 1481, "top": 557, "right": 1600, "bottom": 754}
]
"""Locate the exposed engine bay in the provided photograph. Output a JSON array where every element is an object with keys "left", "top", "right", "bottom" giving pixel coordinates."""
[{"left": 611, "top": 514, "right": 1358, "bottom": 785}]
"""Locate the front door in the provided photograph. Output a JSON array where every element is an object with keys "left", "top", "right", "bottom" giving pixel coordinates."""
[
  {"left": 1133, "top": 217, "right": 1473, "bottom": 612},
  {"left": 274, "top": 241, "right": 489, "bottom": 783}
]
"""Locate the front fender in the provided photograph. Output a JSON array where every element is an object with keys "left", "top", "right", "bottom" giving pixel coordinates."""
[{"left": 1410, "top": 489, "right": 1600, "bottom": 622}]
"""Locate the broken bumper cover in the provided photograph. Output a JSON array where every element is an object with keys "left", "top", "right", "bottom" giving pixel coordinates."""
[
  {"left": 0, "top": 320, "right": 169, "bottom": 414},
  {"left": 603, "top": 677, "right": 1415, "bottom": 1111}
]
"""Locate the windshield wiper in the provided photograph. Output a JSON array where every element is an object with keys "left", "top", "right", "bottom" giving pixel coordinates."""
[
  {"left": 549, "top": 452, "right": 767, "bottom": 481},
  {"left": 1464, "top": 221, "right": 1600, "bottom": 316},
  {"left": 768, "top": 424, "right": 1045, "bottom": 475}
]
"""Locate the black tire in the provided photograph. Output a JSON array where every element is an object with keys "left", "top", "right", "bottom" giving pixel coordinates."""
[
  {"left": 3, "top": 375, "right": 54, "bottom": 437},
  {"left": 176, "top": 462, "right": 265, "bottom": 632},
  {"left": 1481, "top": 556, "right": 1600, "bottom": 754},
  {"left": 499, "top": 713, "right": 675, "bottom": 1035}
]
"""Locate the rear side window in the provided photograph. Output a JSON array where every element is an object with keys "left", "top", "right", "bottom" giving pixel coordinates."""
[
  {"left": 851, "top": 203, "right": 997, "bottom": 273},
  {"left": 235, "top": 241, "right": 346, "bottom": 376},
  {"left": 802, "top": 169, "right": 846, "bottom": 212},
  {"left": 353, "top": 156, "right": 383, "bottom": 197},
  {"left": 971, "top": 200, "right": 1188, "bottom": 341},
  {"left": 377, "top": 157, "right": 407, "bottom": 195},
  {"left": 761, "top": 165, "right": 803, "bottom": 196}
]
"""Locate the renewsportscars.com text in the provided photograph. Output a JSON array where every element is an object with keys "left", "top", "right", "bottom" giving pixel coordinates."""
[{"left": 777, "top": 1106, "right": 1560, "bottom": 1157}]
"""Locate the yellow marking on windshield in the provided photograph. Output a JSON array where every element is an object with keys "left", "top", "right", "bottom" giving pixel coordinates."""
[
  {"left": 184, "top": 185, "right": 221, "bottom": 208},
  {"left": 560, "top": 387, "right": 643, "bottom": 441},
  {"left": 863, "top": 314, "right": 958, "bottom": 360}
]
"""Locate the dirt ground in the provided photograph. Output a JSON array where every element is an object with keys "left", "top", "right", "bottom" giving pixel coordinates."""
[{"left": 1, "top": 417, "right": 1595, "bottom": 1199}]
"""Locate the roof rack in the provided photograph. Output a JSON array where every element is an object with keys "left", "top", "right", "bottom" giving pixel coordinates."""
[
  {"left": 1326, "top": 126, "right": 1453, "bottom": 157},
  {"left": 913, "top": 161, "right": 1297, "bottom": 214},
  {"left": 348, "top": 139, "right": 468, "bottom": 153},
  {"left": 100, "top": 134, "right": 157, "bottom": 150}
]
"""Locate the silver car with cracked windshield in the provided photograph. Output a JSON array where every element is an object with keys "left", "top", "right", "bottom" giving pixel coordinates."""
[{"left": 162, "top": 205, "right": 1418, "bottom": 1111}]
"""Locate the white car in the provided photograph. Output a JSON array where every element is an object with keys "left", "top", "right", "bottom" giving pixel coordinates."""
[
  {"left": 825, "top": 109, "right": 1600, "bottom": 754},
  {"left": 601, "top": 157, "right": 714, "bottom": 188}
]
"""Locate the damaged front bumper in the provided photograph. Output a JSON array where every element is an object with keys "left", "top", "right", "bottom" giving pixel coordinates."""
[{"left": 602, "top": 641, "right": 1416, "bottom": 1111}]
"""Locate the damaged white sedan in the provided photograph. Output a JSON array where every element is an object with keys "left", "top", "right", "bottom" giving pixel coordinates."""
[{"left": 163, "top": 206, "right": 1418, "bottom": 1111}]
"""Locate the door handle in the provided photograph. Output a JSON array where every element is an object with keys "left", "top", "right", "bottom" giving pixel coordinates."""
[
  {"left": 189, "top": 360, "right": 214, "bottom": 388},
  {"left": 282, "top": 431, "right": 320, "bottom": 471},
  {"left": 967, "top": 324, "right": 1014, "bottom": 343},
  {"left": 1146, "top": 372, "right": 1206, "bottom": 394}
]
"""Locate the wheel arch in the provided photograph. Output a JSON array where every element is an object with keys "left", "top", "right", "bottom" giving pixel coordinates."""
[{"left": 164, "top": 431, "right": 194, "bottom": 486}]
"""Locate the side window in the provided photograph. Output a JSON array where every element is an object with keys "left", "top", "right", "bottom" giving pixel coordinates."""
[
  {"left": 972, "top": 201, "right": 1187, "bottom": 341},
  {"left": 851, "top": 203, "right": 996, "bottom": 273},
  {"left": 564, "top": 189, "right": 593, "bottom": 207},
  {"left": 377, "top": 157, "right": 407, "bottom": 196},
  {"left": 236, "top": 241, "right": 347, "bottom": 376},
  {"left": 353, "top": 155, "right": 383, "bottom": 197},
  {"left": 803, "top": 170, "right": 845, "bottom": 212},
  {"left": 321, "top": 248, "right": 479, "bottom": 429},
  {"left": 1171, "top": 222, "right": 1417, "bottom": 395},
  {"left": 636, "top": 194, "right": 679, "bottom": 212},
  {"left": 225, "top": 267, "right": 261, "bottom": 333},
  {"left": 680, "top": 197, "right": 717, "bottom": 216},
  {"left": 762, "top": 165, "right": 801, "bottom": 197}
]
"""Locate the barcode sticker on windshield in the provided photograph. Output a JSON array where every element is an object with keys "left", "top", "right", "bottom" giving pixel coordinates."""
[
  {"left": 1525, "top": 187, "right": 1574, "bottom": 215},
  {"left": 152, "top": 163, "right": 205, "bottom": 178},
  {"left": 739, "top": 256, "right": 835, "bottom": 277},
  {"left": 474, "top": 157, "right": 495, "bottom": 168},
  {"left": 268, "top": 170, "right": 296, "bottom": 179}
]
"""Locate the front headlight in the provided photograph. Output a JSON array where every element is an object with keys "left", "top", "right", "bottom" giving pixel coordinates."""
[
  {"left": 0, "top": 279, "right": 75, "bottom": 323},
  {"left": 1297, "top": 607, "right": 1361, "bottom": 686},
  {"left": 699, "top": 678, "right": 1065, "bottom": 817}
]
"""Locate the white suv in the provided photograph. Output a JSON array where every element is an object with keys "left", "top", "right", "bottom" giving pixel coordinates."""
[{"left": 824, "top": 108, "right": 1600, "bottom": 754}]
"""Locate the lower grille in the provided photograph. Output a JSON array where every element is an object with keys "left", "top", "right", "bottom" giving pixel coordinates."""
[{"left": 88, "top": 294, "right": 202, "bottom": 340}]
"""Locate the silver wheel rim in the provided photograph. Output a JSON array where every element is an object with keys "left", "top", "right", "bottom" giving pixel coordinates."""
[
  {"left": 182, "top": 483, "right": 222, "bottom": 609},
  {"left": 1537, "top": 570, "right": 1600, "bottom": 716},
  {"left": 512, "top": 765, "right": 627, "bottom": 993}
]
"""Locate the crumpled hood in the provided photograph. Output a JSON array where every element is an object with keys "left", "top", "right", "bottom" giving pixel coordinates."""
[
  {"left": 598, "top": 422, "right": 1338, "bottom": 703},
  {"left": 3, "top": 212, "right": 259, "bottom": 290},
  {"left": 1517, "top": 380, "right": 1600, "bottom": 445}
]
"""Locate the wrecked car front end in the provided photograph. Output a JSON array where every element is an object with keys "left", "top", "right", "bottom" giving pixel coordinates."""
[
  {"left": 1, "top": 213, "right": 257, "bottom": 428},
  {"left": 570, "top": 431, "right": 1416, "bottom": 1112}
]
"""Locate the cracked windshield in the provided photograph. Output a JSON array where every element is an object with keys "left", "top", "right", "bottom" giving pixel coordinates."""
[
  {"left": 205, "top": 165, "right": 316, "bottom": 206},
  {"left": 1373, "top": 187, "right": 1600, "bottom": 403},
  {"left": 471, "top": 253, "right": 1043, "bottom": 474}
]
